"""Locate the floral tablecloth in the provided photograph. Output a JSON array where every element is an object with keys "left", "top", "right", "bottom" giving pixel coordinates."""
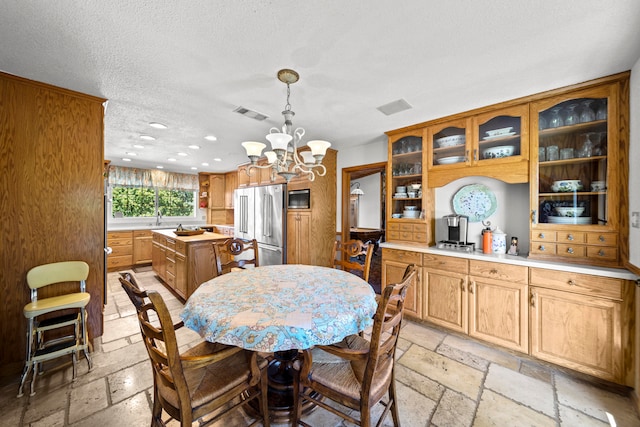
[{"left": 180, "top": 264, "right": 377, "bottom": 352}]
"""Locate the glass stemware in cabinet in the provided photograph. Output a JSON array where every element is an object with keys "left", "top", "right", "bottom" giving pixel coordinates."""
[
  {"left": 596, "top": 101, "right": 608, "bottom": 120},
  {"left": 579, "top": 100, "right": 595, "bottom": 123},
  {"left": 548, "top": 107, "right": 564, "bottom": 128},
  {"left": 576, "top": 133, "right": 594, "bottom": 158},
  {"left": 564, "top": 103, "right": 579, "bottom": 126}
]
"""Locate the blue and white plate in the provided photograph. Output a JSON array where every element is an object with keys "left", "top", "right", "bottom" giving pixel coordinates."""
[{"left": 453, "top": 184, "right": 497, "bottom": 223}]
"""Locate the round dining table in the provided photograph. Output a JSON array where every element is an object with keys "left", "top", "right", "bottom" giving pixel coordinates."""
[{"left": 180, "top": 264, "right": 378, "bottom": 422}]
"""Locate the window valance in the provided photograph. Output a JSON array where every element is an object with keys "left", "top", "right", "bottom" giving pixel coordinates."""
[{"left": 107, "top": 166, "right": 198, "bottom": 191}]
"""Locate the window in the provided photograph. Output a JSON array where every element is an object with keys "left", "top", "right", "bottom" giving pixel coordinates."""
[{"left": 111, "top": 186, "right": 196, "bottom": 219}]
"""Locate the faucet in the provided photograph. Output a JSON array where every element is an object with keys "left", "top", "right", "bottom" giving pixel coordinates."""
[{"left": 155, "top": 210, "right": 162, "bottom": 226}]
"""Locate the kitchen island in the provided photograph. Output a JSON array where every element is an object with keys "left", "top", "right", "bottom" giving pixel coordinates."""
[{"left": 151, "top": 229, "right": 229, "bottom": 300}]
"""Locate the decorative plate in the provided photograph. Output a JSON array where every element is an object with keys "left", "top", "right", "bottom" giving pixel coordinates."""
[{"left": 453, "top": 184, "right": 497, "bottom": 222}]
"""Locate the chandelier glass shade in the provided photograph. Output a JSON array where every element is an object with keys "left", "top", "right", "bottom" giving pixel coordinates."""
[{"left": 241, "top": 69, "right": 331, "bottom": 182}]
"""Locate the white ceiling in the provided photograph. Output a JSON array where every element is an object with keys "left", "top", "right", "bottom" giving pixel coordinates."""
[{"left": 2, "top": 1, "right": 640, "bottom": 174}]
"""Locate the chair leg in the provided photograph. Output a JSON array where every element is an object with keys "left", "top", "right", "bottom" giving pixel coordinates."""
[
  {"left": 291, "top": 373, "right": 302, "bottom": 426},
  {"left": 80, "top": 308, "right": 92, "bottom": 370},
  {"left": 17, "top": 319, "right": 35, "bottom": 397},
  {"left": 72, "top": 351, "right": 78, "bottom": 381},
  {"left": 29, "top": 361, "right": 39, "bottom": 396},
  {"left": 259, "top": 368, "right": 270, "bottom": 427},
  {"left": 388, "top": 376, "right": 401, "bottom": 427}
]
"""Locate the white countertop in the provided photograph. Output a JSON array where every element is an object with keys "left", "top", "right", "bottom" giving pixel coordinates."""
[{"left": 380, "top": 242, "right": 638, "bottom": 280}]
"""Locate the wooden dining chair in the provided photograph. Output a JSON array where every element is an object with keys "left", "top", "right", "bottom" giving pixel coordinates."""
[
  {"left": 119, "top": 277, "right": 270, "bottom": 427},
  {"left": 332, "top": 239, "right": 374, "bottom": 283},
  {"left": 292, "top": 264, "right": 418, "bottom": 427},
  {"left": 214, "top": 238, "right": 259, "bottom": 275}
]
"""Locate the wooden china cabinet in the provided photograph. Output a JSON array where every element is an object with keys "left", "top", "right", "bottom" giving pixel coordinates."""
[
  {"left": 426, "top": 103, "right": 530, "bottom": 188},
  {"left": 529, "top": 75, "right": 629, "bottom": 267}
]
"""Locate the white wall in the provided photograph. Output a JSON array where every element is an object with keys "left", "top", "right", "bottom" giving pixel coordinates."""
[
  {"left": 335, "top": 140, "right": 387, "bottom": 232},
  {"left": 356, "top": 173, "right": 382, "bottom": 229}
]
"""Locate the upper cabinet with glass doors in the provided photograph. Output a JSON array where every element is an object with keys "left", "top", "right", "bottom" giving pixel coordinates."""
[
  {"left": 426, "top": 104, "right": 529, "bottom": 187},
  {"left": 529, "top": 77, "right": 629, "bottom": 267}
]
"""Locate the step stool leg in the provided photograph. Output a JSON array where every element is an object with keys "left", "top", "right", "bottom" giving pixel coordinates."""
[{"left": 29, "top": 362, "right": 39, "bottom": 396}]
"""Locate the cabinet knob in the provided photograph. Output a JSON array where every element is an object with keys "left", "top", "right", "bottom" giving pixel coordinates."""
[
  {"left": 465, "top": 150, "right": 470, "bottom": 163},
  {"left": 473, "top": 148, "right": 478, "bottom": 161},
  {"left": 530, "top": 292, "right": 536, "bottom": 307},
  {"left": 469, "top": 281, "right": 475, "bottom": 294},
  {"left": 460, "top": 279, "right": 465, "bottom": 291},
  {"left": 490, "top": 269, "right": 498, "bottom": 275},
  {"left": 567, "top": 234, "right": 574, "bottom": 241},
  {"left": 538, "top": 232, "right": 544, "bottom": 239},
  {"left": 539, "top": 245, "right": 545, "bottom": 251},
  {"left": 599, "top": 235, "right": 606, "bottom": 242},
  {"left": 568, "top": 280, "right": 576, "bottom": 286},
  {"left": 598, "top": 249, "right": 605, "bottom": 256},
  {"left": 532, "top": 210, "right": 538, "bottom": 225},
  {"left": 567, "top": 247, "right": 574, "bottom": 254}
]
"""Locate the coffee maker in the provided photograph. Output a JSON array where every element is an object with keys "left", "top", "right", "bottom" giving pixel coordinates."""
[{"left": 436, "top": 214, "right": 475, "bottom": 252}]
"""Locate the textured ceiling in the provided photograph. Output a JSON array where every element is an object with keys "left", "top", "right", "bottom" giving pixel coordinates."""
[{"left": 2, "top": 1, "right": 640, "bottom": 174}]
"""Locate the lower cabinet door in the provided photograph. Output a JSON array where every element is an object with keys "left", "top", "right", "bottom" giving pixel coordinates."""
[
  {"left": 530, "top": 286, "right": 622, "bottom": 382},
  {"left": 381, "top": 259, "right": 422, "bottom": 318},
  {"left": 468, "top": 276, "right": 528, "bottom": 353},
  {"left": 424, "top": 269, "right": 467, "bottom": 333}
]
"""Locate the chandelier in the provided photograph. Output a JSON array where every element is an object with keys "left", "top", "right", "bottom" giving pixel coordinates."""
[{"left": 241, "top": 69, "right": 331, "bottom": 182}]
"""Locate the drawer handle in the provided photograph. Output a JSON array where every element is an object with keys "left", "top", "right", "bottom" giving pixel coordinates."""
[
  {"left": 538, "top": 245, "right": 545, "bottom": 251},
  {"left": 490, "top": 269, "right": 498, "bottom": 274},
  {"left": 530, "top": 291, "right": 536, "bottom": 307},
  {"left": 473, "top": 148, "right": 478, "bottom": 161},
  {"left": 567, "top": 234, "right": 574, "bottom": 241},
  {"left": 469, "top": 281, "right": 475, "bottom": 294},
  {"left": 460, "top": 279, "right": 465, "bottom": 291},
  {"left": 566, "top": 247, "right": 574, "bottom": 254},
  {"left": 599, "top": 235, "right": 605, "bottom": 242},
  {"left": 598, "top": 249, "right": 605, "bottom": 256},
  {"left": 568, "top": 280, "right": 576, "bottom": 286}
]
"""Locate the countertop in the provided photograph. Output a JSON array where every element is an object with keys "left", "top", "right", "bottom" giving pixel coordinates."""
[
  {"left": 379, "top": 241, "right": 638, "bottom": 280},
  {"left": 151, "top": 229, "right": 228, "bottom": 242},
  {"left": 108, "top": 223, "right": 233, "bottom": 232}
]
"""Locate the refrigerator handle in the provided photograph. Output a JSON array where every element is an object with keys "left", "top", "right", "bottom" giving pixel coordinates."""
[
  {"left": 260, "top": 245, "right": 281, "bottom": 252},
  {"left": 264, "top": 195, "right": 272, "bottom": 238}
]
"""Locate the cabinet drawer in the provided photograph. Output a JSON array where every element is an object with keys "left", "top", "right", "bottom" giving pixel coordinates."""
[
  {"left": 530, "top": 268, "right": 624, "bottom": 300},
  {"left": 166, "top": 251, "right": 175, "bottom": 262},
  {"left": 400, "top": 231, "right": 412, "bottom": 240},
  {"left": 531, "top": 231, "right": 556, "bottom": 242},
  {"left": 108, "top": 231, "right": 132, "bottom": 241},
  {"left": 586, "top": 232, "right": 618, "bottom": 246},
  {"left": 176, "top": 240, "right": 187, "bottom": 255},
  {"left": 556, "top": 244, "right": 586, "bottom": 258},
  {"left": 166, "top": 259, "right": 175, "bottom": 275},
  {"left": 110, "top": 245, "right": 132, "bottom": 256},
  {"left": 388, "top": 223, "right": 400, "bottom": 231},
  {"left": 108, "top": 237, "right": 133, "bottom": 247},
  {"left": 587, "top": 246, "right": 618, "bottom": 261},
  {"left": 469, "top": 260, "right": 528, "bottom": 284},
  {"left": 382, "top": 248, "right": 422, "bottom": 265},
  {"left": 423, "top": 253, "right": 468, "bottom": 273},
  {"left": 387, "top": 231, "right": 400, "bottom": 240},
  {"left": 530, "top": 242, "right": 556, "bottom": 255},
  {"left": 165, "top": 238, "right": 176, "bottom": 251},
  {"left": 153, "top": 234, "right": 166, "bottom": 244},
  {"left": 165, "top": 271, "right": 175, "bottom": 288},
  {"left": 399, "top": 223, "right": 414, "bottom": 232},
  {"left": 107, "top": 255, "right": 132, "bottom": 269},
  {"left": 412, "top": 232, "right": 427, "bottom": 242},
  {"left": 133, "top": 230, "right": 152, "bottom": 238},
  {"left": 557, "top": 232, "right": 586, "bottom": 244}
]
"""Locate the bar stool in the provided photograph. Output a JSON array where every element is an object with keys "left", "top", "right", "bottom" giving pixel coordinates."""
[{"left": 17, "top": 261, "right": 92, "bottom": 397}]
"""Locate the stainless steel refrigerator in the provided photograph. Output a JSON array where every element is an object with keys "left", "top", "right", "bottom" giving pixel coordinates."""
[{"left": 234, "top": 184, "right": 287, "bottom": 265}]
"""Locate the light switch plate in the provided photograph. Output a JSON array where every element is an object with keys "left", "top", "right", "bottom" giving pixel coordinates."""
[{"left": 632, "top": 212, "right": 640, "bottom": 228}]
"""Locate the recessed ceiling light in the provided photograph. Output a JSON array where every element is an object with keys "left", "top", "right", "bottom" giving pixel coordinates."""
[
  {"left": 149, "top": 122, "right": 167, "bottom": 129},
  {"left": 156, "top": 165, "right": 164, "bottom": 169},
  {"left": 122, "top": 158, "right": 131, "bottom": 162},
  {"left": 188, "top": 145, "right": 200, "bottom": 149},
  {"left": 133, "top": 144, "right": 145, "bottom": 149},
  {"left": 140, "top": 135, "right": 156, "bottom": 141},
  {"left": 125, "top": 152, "right": 137, "bottom": 156},
  {"left": 177, "top": 152, "right": 188, "bottom": 157},
  {"left": 204, "top": 135, "right": 217, "bottom": 141},
  {"left": 167, "top": 158, "right": 177, "bottom": 162},
  {"left": 190, "top": 166, "right": 198, "bottom": 170},
  {"left": 213, "top": 158, "right": 222, "bottom": 162},
  {"left": 202, "top": 162, "right": 210, "bottom": 166}
]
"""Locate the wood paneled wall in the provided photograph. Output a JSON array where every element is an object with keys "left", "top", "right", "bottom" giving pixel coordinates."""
[{"left": 0, "top": 72, "right": 106, "bottom": 379}]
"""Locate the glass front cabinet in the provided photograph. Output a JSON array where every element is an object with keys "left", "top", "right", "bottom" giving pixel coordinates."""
[
  {"left": 386, "top": 130, "right": 430, "bottom": 243},
  {"left": 426, "top": 104, "right": 529, "bottom": 187},
  {"left": 529, "top": 81, "right": 626, "bottom": 267}
]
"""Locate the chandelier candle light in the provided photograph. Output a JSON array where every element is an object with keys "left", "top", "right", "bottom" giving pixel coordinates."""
[{"left": 242, "top": 69, "right": 331, "bottom": 182}]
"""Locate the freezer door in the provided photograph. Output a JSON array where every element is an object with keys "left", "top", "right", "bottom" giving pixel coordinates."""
[
  {"left": 234, "top": 188, "right": 255, "bottom": 239},
  {"left": 254, "top": 185, "right": 285, "bottom": 247},
  {"left": 258, "top": 243, "right": 284, "bottom": 266}
]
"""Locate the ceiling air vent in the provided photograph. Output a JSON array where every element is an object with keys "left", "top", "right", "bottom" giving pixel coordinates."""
[
  {"left": 376, "top": 98, "right": 412, "bottom": 116},
  {"left": 233, "top": 106, "right": 268, "bottom": 121}
]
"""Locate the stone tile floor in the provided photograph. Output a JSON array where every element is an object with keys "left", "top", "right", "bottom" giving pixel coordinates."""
[{"left": 1, "top": 269, "right": 639, "bottom": 426}]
